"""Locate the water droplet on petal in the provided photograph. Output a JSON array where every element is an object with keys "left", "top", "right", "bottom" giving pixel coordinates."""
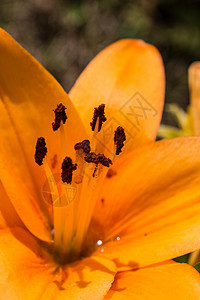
[{"left": 97, "top": 239, "right": 103, "bottom": 246}]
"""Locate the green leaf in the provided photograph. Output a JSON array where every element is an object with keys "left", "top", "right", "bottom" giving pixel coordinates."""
[
  {"left": 173, "top": 253, "right": 190, "bottom": 263},
  {"left": 194, "top": 262, "right": 200, "bottom": 273}
]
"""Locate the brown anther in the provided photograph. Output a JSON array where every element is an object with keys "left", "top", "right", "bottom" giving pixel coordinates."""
[
  {"left": 52, "top": 103, "right": 67, "bottom": 131},
  {"left": 98, "top": 153, "right": 112, "bottom": 167},
  {"left": 74, "top": 139, "right": 91, "bottom": 153},
  {"left": 61, "top": 157, "right": 77, "bottom": 184},
  {"left": 90, "top": 104, "right": 107, "bottom": 132},
  {"left": 84, "top": 152, "right": 112, "bottom": 167},
  {"left": 114, "top": 126, "right": 126, "bottom": 155},
  {"left": 35, "top": 137, "right": 47, "bottom": 166}
]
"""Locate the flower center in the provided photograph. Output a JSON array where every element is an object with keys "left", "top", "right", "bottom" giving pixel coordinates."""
[{"left": 34, "top": 102, "right": 126, "bottom": 264}]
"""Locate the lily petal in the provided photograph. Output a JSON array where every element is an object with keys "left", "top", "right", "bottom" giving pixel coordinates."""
[
  {"left": 43, "top": 256, "right": 116, "bottom": 300},
  {"left": 92, "top": 137, "right": 200, "bottom": 269},
  {"left": 0, "top": 29, "right": 87, "bottom": 241},
  {"left": 96, "top": 215, "right": 200, "bottom": 271},
  {"left": 69, "top": 39, "right": 165, "bottom": 154},
  {"left": 105, "top": 262, "right": 200, "bottom": 299},
  {"left": 0, "top": 183, "right": 24, "bottom": 228},
  {"left": 0, "top": 227, "right": 55, "bottom": 300},
  {"left": 0, "top": 228, "right": 117, "bottom": 300}
]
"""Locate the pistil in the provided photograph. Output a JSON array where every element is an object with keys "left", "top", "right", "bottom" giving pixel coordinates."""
[{"left": 71, "top": 109, "right": 112, "bottom": 257}]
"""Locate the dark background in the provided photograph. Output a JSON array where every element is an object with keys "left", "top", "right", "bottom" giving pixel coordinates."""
[{"left": 1, "top": 0, "right": 200, "bottom": 125}]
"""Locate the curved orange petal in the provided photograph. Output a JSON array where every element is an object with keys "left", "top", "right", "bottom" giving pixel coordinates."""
[
  {"left": 0, "top": 227, "right": 56, "bottom": 299},
  {"left": 91, "top": 137, "right": 200, "bottom": 269},
  {"left": 105, "top": 262, "right": 200, "bottom": 299},
  {"left": 0, "top": 228, "right": 117, "bottom": 299},
  {"left": 95, "top": 215, "right": 200, "bottom": 271},
  {"left": 92, "top": 136, "right": 200, "bottom": 234},
  {"left": 0, "top": 183, "right": 24, "bottom": 229},
  {"left": 69, "top": 39, "right": 165, "bottom": 155},
  {"left": 43, "top": 256, "right": 117, "bottom": 300},
  {"left": 0, "top": 29, "right": 87, "bottom": 241}
]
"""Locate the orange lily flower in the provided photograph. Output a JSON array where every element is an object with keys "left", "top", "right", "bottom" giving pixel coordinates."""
[{"left": 1, "top": 28, "right": 200, "bottom": 299}]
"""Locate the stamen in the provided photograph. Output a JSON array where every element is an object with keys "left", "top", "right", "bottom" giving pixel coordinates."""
[
  {"left": 61, "top": 157, "right": 77, "bottom": 184},
  {"left": 114, "top": 126, "right": 126, "bottom": 155},
  {"left": 41, "top": 160, "right": 61, "bottom": 249},
  {"left": 84, "top": 152, "right": 112, "bottom": 167},
  {"left": 52, "top": 103, "right": 67, "bottom": 131},
  {"left": 72, "top": 160, "right": 109, "bottom": 257},
  {"left": 74, "top": 140, "right": 91, "bottom": 153},
  {"left": 90, "top": 104, "right": 106, "bottom": 132},
  {"left": 98, "top": 154, "right": 112, "bottom": 167},
  {"left": 34, "top": 137, "right": 47, "bottom": 165},
  {"left": 60, "top": 156, "right": 79, "bottom": 257}
]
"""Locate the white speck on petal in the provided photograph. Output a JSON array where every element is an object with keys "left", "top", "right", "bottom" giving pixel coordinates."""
[{"left": 97, "top": 240, "right": 103, "bottom": 246}]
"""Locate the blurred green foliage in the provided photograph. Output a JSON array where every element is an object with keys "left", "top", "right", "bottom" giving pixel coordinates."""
[
  {"left": 173, "top": 253, "right": 190, "bottom": 263},
  {"left": 194, "top": 262, "right": 200, "bottom": 273},
  {"left": 0, "top": 0, "right": 200, "bottom": 125}
]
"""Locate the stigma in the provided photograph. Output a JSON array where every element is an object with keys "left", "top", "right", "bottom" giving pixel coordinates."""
[{"left": 74, "top": 140, "right": 91, "bottom": 153}]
